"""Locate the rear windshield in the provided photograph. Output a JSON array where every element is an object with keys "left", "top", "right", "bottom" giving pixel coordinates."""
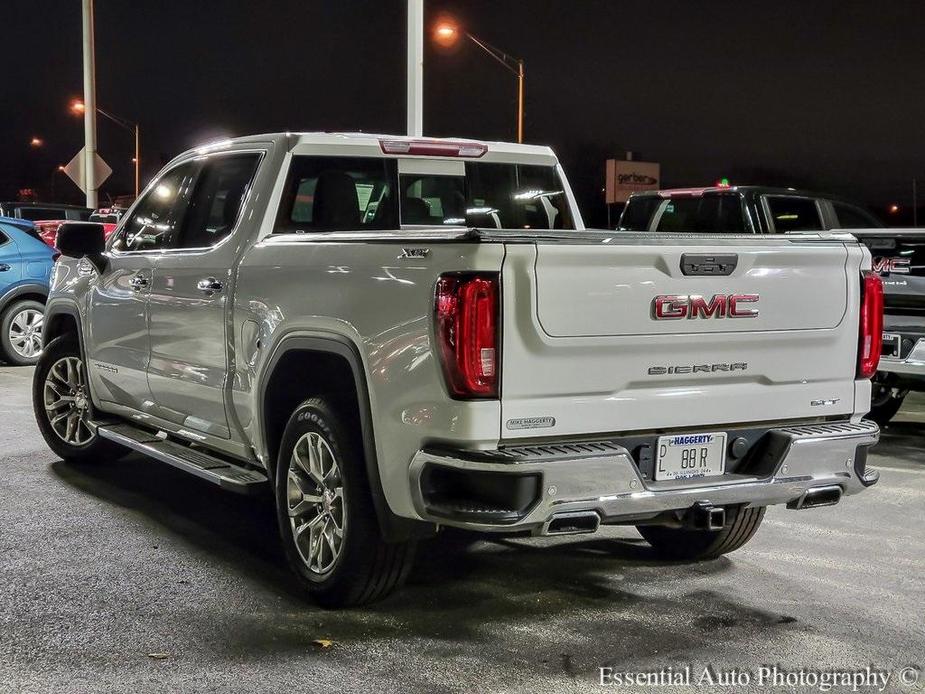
[
  {"left": 400, "top": 162, "right": 574, "bottom": 230},
  {"left": 620, "top": 194, "right": 746, "bottom": 232},
  {"left": 655, "top": 194, "right": 746, "bottom": 232},
  {"left": 17, "top": 207, "right": 65, "bottom": 221}
]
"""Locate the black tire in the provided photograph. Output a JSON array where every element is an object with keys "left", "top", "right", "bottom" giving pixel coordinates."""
[
  {"left": 868, "top": 390, "right": 906, "bottom": 426},
  {"left": 637, "top": 505, "right": 766, "bottom": 561},
  {"left": 0, "top": 299, "right": 45, "bottom": 366},
  {"left": 32, "top": 335, "right": 125, "bottom": 463},
  {"left": 275, "top": 397, "right": 416, "bottom": 607}
]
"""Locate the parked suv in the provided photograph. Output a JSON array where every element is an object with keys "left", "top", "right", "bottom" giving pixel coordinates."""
[
  {"left": 34, "top": 134, "right": 883, "bottom": 606},
  {"left": 0, "top": 217, "right": 55, "bottom": 365}
]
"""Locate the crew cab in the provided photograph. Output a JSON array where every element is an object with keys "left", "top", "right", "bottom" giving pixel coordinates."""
[{"left": 34, "top": 134, "right": 883, "bottom": 606}]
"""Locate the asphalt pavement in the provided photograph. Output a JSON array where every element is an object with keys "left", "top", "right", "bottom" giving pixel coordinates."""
[{"left": 0, "top": 364, "right": 922, "bottom": 693}]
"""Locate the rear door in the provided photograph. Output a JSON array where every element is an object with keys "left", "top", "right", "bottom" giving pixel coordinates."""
[
  {"left": 500, "top": 233, "right": 861, "bottom": 439},
  {"left": 0, "top": 227, "right": 23, "bottom": 294}
]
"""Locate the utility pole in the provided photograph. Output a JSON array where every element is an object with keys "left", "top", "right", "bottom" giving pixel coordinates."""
[
  {"left": 407, "top": 0, "right": 424, "bottom": 137},
  {"left": 81, "top": 0, "right": 98, "bottom": 208}
]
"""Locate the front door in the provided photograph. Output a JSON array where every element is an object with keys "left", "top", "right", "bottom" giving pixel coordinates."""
[
  {"left": 85, "top": 162, "right": 198, "bottom": 412},
  {"left": 146, "top": 152, "right": 263, "bottom": 439}
]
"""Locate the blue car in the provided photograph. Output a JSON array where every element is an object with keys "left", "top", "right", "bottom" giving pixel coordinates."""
[{"left": 0, "top": 216, "right": 55, "bottom": 365}]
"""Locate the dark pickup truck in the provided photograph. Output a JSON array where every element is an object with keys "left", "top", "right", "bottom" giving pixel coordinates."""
[{"left": 619, "top": 185, "right": 924, "bottom": 423}]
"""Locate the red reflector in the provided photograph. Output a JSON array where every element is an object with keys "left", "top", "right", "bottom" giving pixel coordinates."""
[
  {"left": 858, "top": 271, "right": 884, "bottom": 379},
  {"left": 435, "top": 274, "right": 499, "bottom": 398},
  {"left": 379, "top": 138, "right": 488, "bottom": 158}
]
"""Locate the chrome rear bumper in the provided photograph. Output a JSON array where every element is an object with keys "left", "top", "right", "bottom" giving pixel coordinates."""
[
  {"left": 409, "top": 420, "right": 880, "bottom": 533},
  {"left": 879, "top": 337, "right": 925, "bottom": 376}
]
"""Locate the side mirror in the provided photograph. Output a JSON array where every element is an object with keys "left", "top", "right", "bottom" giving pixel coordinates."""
[{"left": 56, "top": 222, "right": 107, "bottom": 273}]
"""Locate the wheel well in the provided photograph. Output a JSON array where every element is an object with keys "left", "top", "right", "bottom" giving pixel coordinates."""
[
  {"left": 43, "top": 312, "right": 79, "bottom": 346},
  {"left": 2, "top": 292, "right": 46, "bottom": 314},
  {"left": 263, "top": 349, "right": 362, "bottom": 472}
]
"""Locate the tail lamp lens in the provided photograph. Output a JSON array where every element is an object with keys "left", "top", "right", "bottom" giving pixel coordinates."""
[
  {"left": 858, "top": 271, "right": 884, "bottom": 379},
  {"left": 435, "top": 274, "right": 500, "bottom": 398}
]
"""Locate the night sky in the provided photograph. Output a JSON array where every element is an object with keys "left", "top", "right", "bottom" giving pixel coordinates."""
[{"left": 5, "top": 0, "right": 925, "bottom": 225}]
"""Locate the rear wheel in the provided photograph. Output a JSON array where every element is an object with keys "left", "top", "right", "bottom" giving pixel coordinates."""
[
  {"left": 637, "top": 505, "right": 766, "bottom": 561},
  {"left": 275, "top": 397, "right": 416, "bottom": 607},
  {"left": 0, "top": 299, "right": 44, "bottom": 366},
  {"left": 868, "top": 380, "right": 907, "bottom": 425},
  {"left": 32, "top": 335, "right": 124, "bottom": 463}
]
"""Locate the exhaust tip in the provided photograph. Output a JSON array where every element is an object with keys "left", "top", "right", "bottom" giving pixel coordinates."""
[
  {"left": 787, "top": 485, "right": 843, "bottom": 510},
  {"left": 544, "top": 511, "right": 600, "bottom": 535}
]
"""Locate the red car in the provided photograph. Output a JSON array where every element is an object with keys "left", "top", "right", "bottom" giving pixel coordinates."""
[{"left": 33, "top": 218, "right": 118, "bottom": 250}]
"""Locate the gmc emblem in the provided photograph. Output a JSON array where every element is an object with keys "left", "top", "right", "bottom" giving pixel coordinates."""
[
  {"left": 653, "top": 294, "right": 759, "bottom": 320},
  {"left": 872, "top": 256, "right": 911, "bottom": 275}
]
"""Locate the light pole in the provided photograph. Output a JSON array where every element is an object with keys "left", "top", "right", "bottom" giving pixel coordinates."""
[
  {"left": 71, "top": 99, "right": 140, "bottom": 198},
  {"left": 81, "top": 0, "right": 98, "bottom": 208},
  {"left": 434, "top": 21, "right": 525, "bottom": 143}
]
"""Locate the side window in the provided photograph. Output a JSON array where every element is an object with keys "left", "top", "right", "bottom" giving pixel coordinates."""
[
  {"left": 112, "top": 163, "right": 197, "bottom": 252},
  {"left": 275, "top": 156, "right": 398, "bottom": 232},
  {"left": 619, "top": 196, "right": 662, "bottom": 231},
  {"left": 175, "top": 153, "right": 261, "bottom": 249},
  {"left": 765, "top": 196, "right": 823, "bottom": 232},
  {"left": 0, "top": 228, "right": 9, "bottom": 245},
  {"left": 832, "top": 202, "right": 882, "bottom": 229}
]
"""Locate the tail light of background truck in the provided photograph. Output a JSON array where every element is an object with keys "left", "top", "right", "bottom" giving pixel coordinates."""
[
  {"left": 435, "top": 273, "right": 500, "bottom": 399},
  {"left": 858, "top": 271, "right": 884, "bottom": 379}
]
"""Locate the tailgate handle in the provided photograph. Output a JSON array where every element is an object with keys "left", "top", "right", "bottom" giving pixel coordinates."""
[{"left": 680, "top": 253, "right": 738, "bottom": 276}]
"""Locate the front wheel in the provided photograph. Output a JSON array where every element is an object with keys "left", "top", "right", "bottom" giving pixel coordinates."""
[
  {"left": 32, "top": 335, "right": 125, "bottom": 463},
  {"left": 637, "top": 505, "right": 766, "bottom": 561},
  {"left": 275, "top": 397, "right": 416, "bottom": 607}
]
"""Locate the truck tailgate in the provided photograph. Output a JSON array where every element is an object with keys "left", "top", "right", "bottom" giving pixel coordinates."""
[{"left": 499, "top": 232, "right": 865, "bottom": 439}]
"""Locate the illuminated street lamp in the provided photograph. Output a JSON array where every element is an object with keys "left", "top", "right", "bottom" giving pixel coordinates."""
[
  {"left": 30, "top": 137, "right": 44, "bottom": 147},
  {"left": 71, "top": 98, "right": 140, "bottom": 198},
  {"left": 433, "top": 20, "right": 525, "bottom": 143},
  {"left": 889, "top": 204, "right": 900, "bottom": 215}
]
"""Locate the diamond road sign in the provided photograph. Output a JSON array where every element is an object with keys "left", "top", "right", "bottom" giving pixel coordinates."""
[{"left": 63, "top": 148, "right": 112, "bottom": 193}]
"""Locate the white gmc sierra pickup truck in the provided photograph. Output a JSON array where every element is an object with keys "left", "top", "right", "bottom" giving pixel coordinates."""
[{"left": 34, "top": 133, "right": 883, "bottom": 606}]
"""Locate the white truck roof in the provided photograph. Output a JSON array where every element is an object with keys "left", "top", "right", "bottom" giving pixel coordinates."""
[{"left": 191, "top": 132, "right": 559, "bottom": 166}]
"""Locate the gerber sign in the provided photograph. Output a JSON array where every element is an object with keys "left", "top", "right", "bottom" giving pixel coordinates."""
[{"left": 606, "top": 159, "right": 661, "bottom": 203}]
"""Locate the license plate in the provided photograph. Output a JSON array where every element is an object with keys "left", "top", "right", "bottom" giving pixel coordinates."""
[
  {"left": 882, "top": 333, "right": 901, "bottom": 359},
  {"left": 655, "top": 431, "right": 727, "bottom": 481}
]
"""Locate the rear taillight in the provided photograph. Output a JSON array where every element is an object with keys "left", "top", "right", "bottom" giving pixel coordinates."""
[
  {"left": 435, "top": 273, "right": 500, "bottom": 398},
  {"left": 858, "top": 271, "right": 884, "bottom": 379}
]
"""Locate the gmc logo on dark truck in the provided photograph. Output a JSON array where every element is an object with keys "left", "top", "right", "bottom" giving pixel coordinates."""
[
  {"left": 653, "top": 294, "right": 760, "bottom": 320},
  {"left": 872, "top": 257, "right": 911, "bottom": 275}
]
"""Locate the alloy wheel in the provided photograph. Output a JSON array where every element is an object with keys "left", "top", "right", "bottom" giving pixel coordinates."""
[
  {"left": 43, "top": 356, "right": 95, "bottom": 446},
  {"left": 9, "top": 308, "right": 43, "bottom": 359},
  {"left": 287, "top": 431, "right": 346, "bottom": 576}
]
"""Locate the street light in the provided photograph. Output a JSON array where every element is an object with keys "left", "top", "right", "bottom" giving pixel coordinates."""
[
  {"left": 30, "top": 137, "right": 44, "bottom": 147},
  {"left": 433, "top": 20, "right": 525, "bottom": 143},
  {"left": 70, "top": 98, "right": 140, "bottom": 198}
]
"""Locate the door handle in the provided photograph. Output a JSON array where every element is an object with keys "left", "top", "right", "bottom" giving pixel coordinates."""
[
  {"left": 0, "top": 263, "right": 10, "bottom": 272},
  {"left": 129, "top": 274, "right": 149, "bottom": 291},
  {"left": 197, "top": 277, "right": 223, "bottom": 294}
]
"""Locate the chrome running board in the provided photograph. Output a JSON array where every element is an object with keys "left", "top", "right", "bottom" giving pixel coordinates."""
[{"left": 97, "top": 422, "right": 269, "bottom": 494}]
